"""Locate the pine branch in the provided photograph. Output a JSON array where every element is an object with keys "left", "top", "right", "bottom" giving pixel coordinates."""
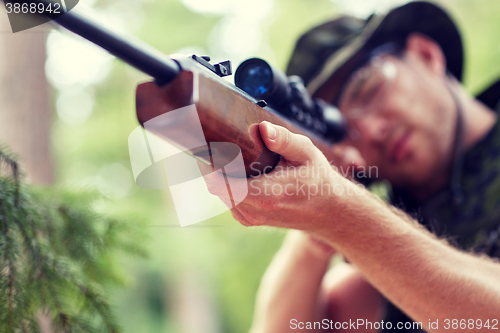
[
  {"left": 0, "top": 148, "right": 147, "bottom": 333},
  {"left": 1, "top": 200, "right": 14, "bottom": 332}
]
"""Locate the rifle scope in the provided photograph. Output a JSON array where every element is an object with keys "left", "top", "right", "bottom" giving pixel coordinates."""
[{"left": 235, "top": 58, "right": 347, "bottom": 143}]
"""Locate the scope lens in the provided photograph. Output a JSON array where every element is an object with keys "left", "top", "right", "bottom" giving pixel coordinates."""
[{"left": 236, "top": 61, "right": 273, "bottom": 98}]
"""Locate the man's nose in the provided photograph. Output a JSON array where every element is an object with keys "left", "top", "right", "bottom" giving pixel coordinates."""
[{"left": 358, "top": 114, "right": 391, "bottom": 144}]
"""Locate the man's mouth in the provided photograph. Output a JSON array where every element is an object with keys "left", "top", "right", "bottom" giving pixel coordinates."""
[{"left": 389, "top": 130, "right": 412, "bottom": 163}]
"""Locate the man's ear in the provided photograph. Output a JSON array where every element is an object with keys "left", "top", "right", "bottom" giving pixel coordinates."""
[{"left": 404, "top": 33, "right": 447, "bottom": 77}]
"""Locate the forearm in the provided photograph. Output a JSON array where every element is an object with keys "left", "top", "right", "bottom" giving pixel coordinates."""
[
  {"left": 322, "top": 190, "right": 500, "bottom": 331},
  {"left": 219, "top": 122, "right": 500, "bottom": 331},
  {"left": 250, "top": 231, "right": 333, "bottom": 333}
]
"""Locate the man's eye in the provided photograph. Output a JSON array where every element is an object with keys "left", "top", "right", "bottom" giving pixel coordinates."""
[
  {"left": 343, "top": 69, "right": 370, "bottom": 105},
  {"left": 358, "top": 79, "right": 382, "bottom": 106}
]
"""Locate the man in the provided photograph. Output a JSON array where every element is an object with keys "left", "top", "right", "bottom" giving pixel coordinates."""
[{"left": 207, "top": 2, "right": 500, "bottom": 332}]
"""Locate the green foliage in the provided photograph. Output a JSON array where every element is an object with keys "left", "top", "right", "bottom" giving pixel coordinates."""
[{"left": 0, "top": 148, "right": 147, "bottom": 333}]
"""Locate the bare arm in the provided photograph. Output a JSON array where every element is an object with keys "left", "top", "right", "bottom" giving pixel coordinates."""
[
  {"left": 322, "top": 195, "right": 500, "bottom": 331},
  {"left": 250, "top": 231, "right": 332, "bottom": 333},
  {"left": 215, "top": 123, "right": 500, "bottom": 332},
  {"left": 250, "top": 230, "right": 384, "bottom": 333},
  {"left": 322, "top": 262, "right": 384, "bottom": 332}
]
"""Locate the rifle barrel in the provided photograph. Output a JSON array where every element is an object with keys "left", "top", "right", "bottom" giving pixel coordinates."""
[
  {"left": 8, "top": 0, "right": 181, "bottom": 84},
  {"left": 55, "top": 10, "right": 180, "bottom": 84}
]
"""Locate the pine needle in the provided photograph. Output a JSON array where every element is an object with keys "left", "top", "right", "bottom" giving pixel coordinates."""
[{"left": 0, "top": 148, "right": 147, "bottom": 333}]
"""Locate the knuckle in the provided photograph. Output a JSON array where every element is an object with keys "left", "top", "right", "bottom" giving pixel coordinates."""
[
  {"left": 208, "top": 183, "right": 226, "bottom": 198},
  {"left": 245, "top": 210, "right": 265, "bottom": 226},
  {"left": 206, "top": 182, "right": 219, "bottom": 195},
  {"left": 262, "top": 195, "right": 282, "bottom": 209},
  {"left": 299, "top": 135, "right": 314, "bottom": 148},
  {"left": 259, "top": 198, "right": 274, "bottom": 211},
  {"left": 205, "top": 173, "right": 232, "bottom": 197},
  {"left": 231, "top": 210, "right": 247, "bottom": 225},
  {"left": 280, "top": 129, "right": 292, "bottom": 151},
  {"left": 206, "top": 182, "right": 216, "bottom": 195}
]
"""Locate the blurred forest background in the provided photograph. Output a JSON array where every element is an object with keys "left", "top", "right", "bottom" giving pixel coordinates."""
[{"left": 0, "top": 0, "right": 499, "bottom": 332}]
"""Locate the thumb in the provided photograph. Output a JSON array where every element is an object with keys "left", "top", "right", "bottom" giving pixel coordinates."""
[{"left": 259, "top": 121, "right": 318, "bottom": 165}]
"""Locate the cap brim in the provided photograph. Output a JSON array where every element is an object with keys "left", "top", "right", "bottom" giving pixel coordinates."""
[{"left": 308, "top": 1, "right": 463, "bottom": 104}]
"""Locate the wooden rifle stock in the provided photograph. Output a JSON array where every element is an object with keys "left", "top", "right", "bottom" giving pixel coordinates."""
[{"left": 136, "top": 67, "right": 337, "bottom": 177}]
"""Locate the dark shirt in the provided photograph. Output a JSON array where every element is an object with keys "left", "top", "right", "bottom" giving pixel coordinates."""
[{"left": 382, "top": 79, "right": 500, "bottom": 332}]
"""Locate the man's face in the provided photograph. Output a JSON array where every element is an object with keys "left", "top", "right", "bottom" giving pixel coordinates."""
[{"left": 337, "top": 47, "right": 457, "bottom": 191}]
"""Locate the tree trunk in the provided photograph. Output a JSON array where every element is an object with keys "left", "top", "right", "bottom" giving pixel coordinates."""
[{"left": 0, "top": 8, "right": 53, "bottom": 184}]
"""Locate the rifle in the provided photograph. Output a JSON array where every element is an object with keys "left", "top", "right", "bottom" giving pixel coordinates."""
[{"left": 3, "top": 0, "right": 346, "bottom": 177}]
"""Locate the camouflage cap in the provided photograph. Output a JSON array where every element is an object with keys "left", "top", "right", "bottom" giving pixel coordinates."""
[{"left": 286, "top": 1, "right": 463, "bottom": 105}]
